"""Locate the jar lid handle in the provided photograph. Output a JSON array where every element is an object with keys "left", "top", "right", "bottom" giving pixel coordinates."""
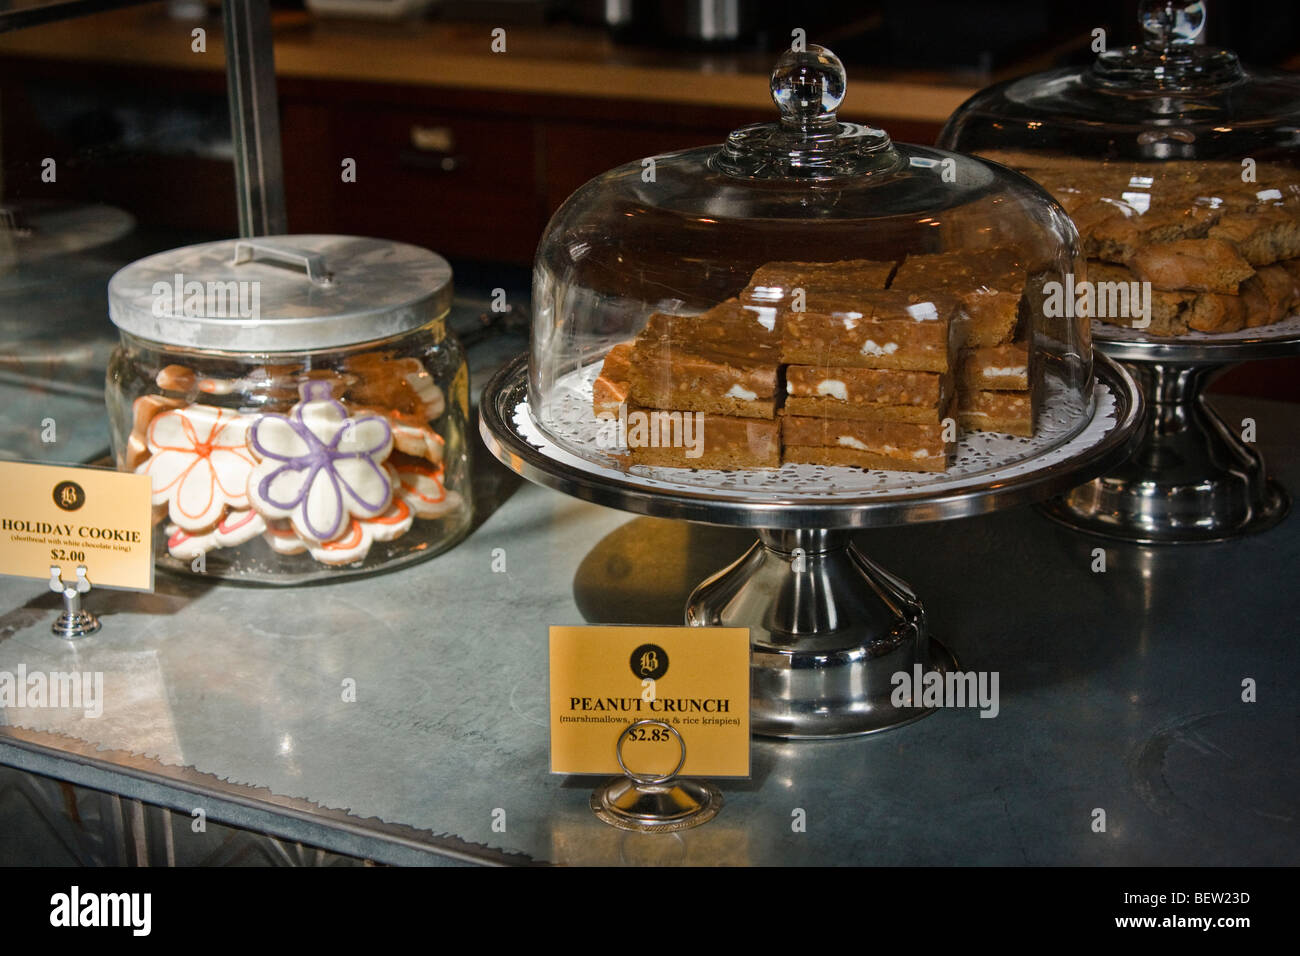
[{"left": 232, "top": 239, "right": 333, "bottom": 285}]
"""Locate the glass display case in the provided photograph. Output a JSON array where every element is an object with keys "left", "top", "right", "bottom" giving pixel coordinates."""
[{"left": 106, "top": 235, "right": 472, "bottom": 583}]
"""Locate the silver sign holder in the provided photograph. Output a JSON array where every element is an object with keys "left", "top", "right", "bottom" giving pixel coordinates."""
[
  {"left": 591, "top": 718, "right": 722, "bottom": 832},
  {"left": 48, "top": 565, "right": 101, "bottom": 640}
]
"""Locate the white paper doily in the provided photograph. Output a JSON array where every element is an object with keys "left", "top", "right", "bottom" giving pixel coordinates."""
[
  {"left": 514, "top": 365, "right": 1115, "bottom": 501},
  {"left": 1095, "top": 313, "right": 1300, "bottom": 344}
]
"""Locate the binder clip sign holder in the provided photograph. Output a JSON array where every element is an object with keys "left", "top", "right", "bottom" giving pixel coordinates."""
[
  {"left": 0, "top": 462, "right": 154, "bottom": 638},
  {"left": 549, "top": 626, "right": 750, "bottom": 832}
]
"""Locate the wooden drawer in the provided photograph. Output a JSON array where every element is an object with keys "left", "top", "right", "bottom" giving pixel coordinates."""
[{"left": 290, "top": 102, "right": 543, "bottom": 263}]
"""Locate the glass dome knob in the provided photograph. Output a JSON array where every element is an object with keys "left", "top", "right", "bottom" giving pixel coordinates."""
[
  {"left": 1140, "top": 0, "right": 1207, "bottom": 51},
  {"left": 712, "top": 43, "right": 895, "bottom": 179},
  {"left": 772, "top": 45, "right": 846, "bottom": 132},
  {"left": 1092, "top": 0, "right": 1239, "bottom": 89}
]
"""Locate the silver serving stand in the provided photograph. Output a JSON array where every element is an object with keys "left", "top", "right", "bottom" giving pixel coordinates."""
[
  {"left": 1042, "top": 319, "right": 1300, "bottom": 543},
  {"left": 481, "top": 354, "right": 1143, "bottom": 739}
]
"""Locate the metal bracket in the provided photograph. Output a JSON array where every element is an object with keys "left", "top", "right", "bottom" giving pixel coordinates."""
[
  {"left": 48, "top": 565, "right": 101, "bottom": 640},
  {"left": 222, "top": 0, "right": 288, "bottom": 237},
  {"left": 232, "top": 239, "right": 332, "bottom": 284},
  {"left": 590, "top": 719, "right": 722, "bottom": 832}
]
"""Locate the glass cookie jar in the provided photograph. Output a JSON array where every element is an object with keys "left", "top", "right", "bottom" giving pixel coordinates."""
[{"left": 105, "top": 235, "right": 472, "bottom": 584}]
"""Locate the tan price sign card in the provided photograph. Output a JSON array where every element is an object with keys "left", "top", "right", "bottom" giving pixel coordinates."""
[
  {"left": 549, "top": 625, "right": 750, "bottom": 778},
  {"left": 0, "top": 461, "right": 154, "bottom": 591}
]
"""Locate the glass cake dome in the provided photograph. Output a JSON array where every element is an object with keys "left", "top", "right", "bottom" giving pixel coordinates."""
[
  {"left": 939, "top": 0, "right": 1300, "bottom": 338},
  {"left": 529, "top": 45, "right": 1093, "bottom": 485}
]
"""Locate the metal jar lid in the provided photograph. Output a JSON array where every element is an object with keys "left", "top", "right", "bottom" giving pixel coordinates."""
[{"left": 107, "top": 235, "right": 453, "bottom": 352}]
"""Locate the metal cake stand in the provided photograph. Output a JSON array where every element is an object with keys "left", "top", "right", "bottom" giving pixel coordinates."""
[
  {"left": 1041, "top": 317, "right": 1300, "bottom": 544},
  {"left": 480, "top": 353, "right": 1143, "bottom": 739}
]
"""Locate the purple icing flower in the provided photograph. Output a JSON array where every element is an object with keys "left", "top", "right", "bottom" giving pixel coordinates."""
[{"left": 248, "top": 381, "right": 394, "bottom": 542}]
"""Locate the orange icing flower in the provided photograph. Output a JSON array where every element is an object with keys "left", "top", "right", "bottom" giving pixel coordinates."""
[{"left": 140, "top": 405, "right": 256, "bottom": 531}]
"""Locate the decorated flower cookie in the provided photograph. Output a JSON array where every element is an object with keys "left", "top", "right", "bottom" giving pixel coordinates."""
[
  {"left": 139, "top": 405, "right": 257, "bottom": 531},
  {"left": 305, "top": 518, "right": 374, "bottom": 565},
  {"left": 346, "top": 354, "right": 445, "bottom": 419},
  {"left": 247, "top": 381, "right": 395, "bottom": 543},
  {"left": 354, "top": 406, "right": 444, "bottom": 464},
  {"left": 263, "top": 519, "right": 307, "bottom": 555},
  {"left": 391, "top": 416, "right": 444, "bottom": 464},
  {"left": 165, "top": 523, "right": 216, "bottom": 561},
  {"left": 391, "top": 453, "right": 463, "bottom": 519},
  {"left": 164, "top": 509, "right": 265, "bottom": 560},
  {"left": 213, "top": 508, "right": 267, "bottom": 548},
  {"left": 364, "top": 496, "right": 415, "bottom": 543},
  {"left": 227, "top": 367, "right": 354, "bottom": 403},
  {"left": 155, "top": 364, "right": 199, "bottom": 393},
  {"left": 256, "top": 497, "right": 412, "bottom": 566},
  {"left": 126, "top": 395, "right": 184, "bottom": 470}
]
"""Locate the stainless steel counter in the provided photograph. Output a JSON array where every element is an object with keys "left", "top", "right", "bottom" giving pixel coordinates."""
[{"left": 0, "top": 378, "right": 1296, "bottom": 865}]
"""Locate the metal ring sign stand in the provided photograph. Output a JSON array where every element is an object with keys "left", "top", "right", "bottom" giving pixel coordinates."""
[{"left": 590, "top": 719, "right": 723, "bottom": 832}]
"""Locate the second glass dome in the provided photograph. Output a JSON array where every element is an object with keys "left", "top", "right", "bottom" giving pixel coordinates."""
[
  {"left": 530, "top": 46, "right": 1091, "bottom": 484},
  {"left": 940, "top": 0, "right": 1300, "bottom": 339}
]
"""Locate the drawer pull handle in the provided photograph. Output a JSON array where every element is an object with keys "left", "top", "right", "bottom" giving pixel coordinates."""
[
  {"left": 410, "top": 125, "right": 455, "bottom": 153},
  {"left": 398, "top": 149, "right": 463, "bottom": 173}
]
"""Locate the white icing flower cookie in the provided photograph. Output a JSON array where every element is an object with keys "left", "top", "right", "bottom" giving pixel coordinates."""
[
  {"left": 126, "top": 395, "right": 183, "bottom": 470},
  {"left": 355, "top": 406, "right": 445, "bottom": 464},
  {"left": 213, "top": 508, "right": 267, "bottom": 548},
  {"left": 165, "top": 524, "right": 216, "bottom": 561},
  {"left": 392, "top": 453, "right": 463, "bottom": 519},
  {"left": 247, "top": 381, "right": 395, "bottom": 543},
  {"left": 263, "top": 519, "right": 307, "bottom": 555},
  {"left": 306, "top": 519, "right": 373, "bottom": 565},
  {"left": 139, "top": 405, "right": 257, "bottom": 532},
  {"left": 165, "top": 508, "right": 266, "bottom": 560},
  {"left": 363, "top": 496, "right": 415, "bottom": 543}
]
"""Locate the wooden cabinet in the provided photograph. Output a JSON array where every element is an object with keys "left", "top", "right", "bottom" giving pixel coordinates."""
[
  {"left": 274, "top": 79, "right": 781, "bottom": 264},
  {"left": 0, "top": 57, "right": 803, "bottom": 265},
  {"left": 284, "top": 99, "right": 543, "bottom": 262},
  {"left": 3, "top": 43, "right": 952, "bottom": 266}
]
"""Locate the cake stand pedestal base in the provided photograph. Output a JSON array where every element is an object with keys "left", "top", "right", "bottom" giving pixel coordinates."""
[
  {"left": 1041, "top": 362, "right": 1289, "bottom": 543},
  {"left": 686, "top": 528, "right": 957, "bottom": 739}
]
